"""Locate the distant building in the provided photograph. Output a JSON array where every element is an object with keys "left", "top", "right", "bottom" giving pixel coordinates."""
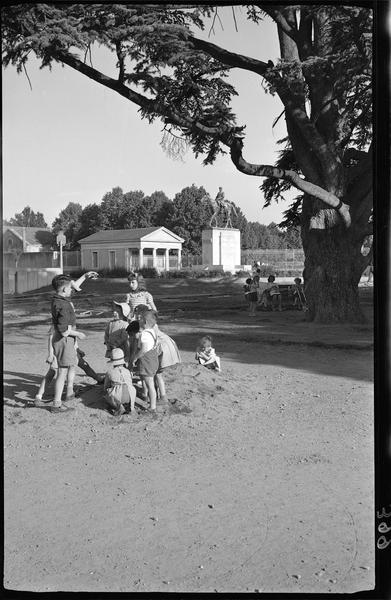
[
  {"left": 3, "top": 227, "right": 55, "bottom": 253},
  {"left": 78, "top": 227, "right": 184, "bottom": 271}
]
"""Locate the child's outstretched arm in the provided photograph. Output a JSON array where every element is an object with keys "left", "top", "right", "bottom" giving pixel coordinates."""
[{"left": 72, "top": 271, "right": 99, "bottom": 292}]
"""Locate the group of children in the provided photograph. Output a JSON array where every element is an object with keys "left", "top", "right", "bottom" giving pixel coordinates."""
[
  {"left": 244, "top": 269, "right": 307, "bottom": 315},
  {"left": 34, "top": 270, "right": 222, "bottom": 417},
  {"left": 34, "top": 271, "right": 181, "bottom": 416}
]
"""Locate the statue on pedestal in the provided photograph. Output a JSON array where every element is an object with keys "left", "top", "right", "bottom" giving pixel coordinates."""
[{"left": 201, "top": 187, "right": 238, "bottom": 228}]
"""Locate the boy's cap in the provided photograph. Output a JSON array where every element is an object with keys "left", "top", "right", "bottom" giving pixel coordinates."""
[
  {"left": 113, "top": 301, "right": 131, "bottom": 318},
  {"left": 108, "top": 347, "right": 126, "bottom": 365}
]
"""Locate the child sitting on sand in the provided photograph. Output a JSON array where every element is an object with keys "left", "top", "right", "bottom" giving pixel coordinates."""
[
  {"left": 104, "top": 348, "right": 136, "bottom": 417},
  {"left": 104, "top": 301, "right": 131, "bottom": 360},
  {"left": 195, "top": 335, "right": 221, "bottom": 372}
]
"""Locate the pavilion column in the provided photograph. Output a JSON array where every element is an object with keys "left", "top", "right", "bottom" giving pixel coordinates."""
[
  {"left": 177, "top": 248, "right": 182, "bottom": 270},
  {"left": 165, "top": 248, "right": 170, "bottom": 271},
  {"left": 152, "top": 247, "right": 157, "bottom": 269},
  {"left": 139, "top": 248, "right": 144, "bottom": 269}
]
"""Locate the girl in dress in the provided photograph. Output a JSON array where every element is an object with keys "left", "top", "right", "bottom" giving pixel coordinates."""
[
  {"left": 125, "top": 274, "right": 157, "bottom": 368},
  {"left": 125, "top": 273, "right": 157, "bottom": 319}
]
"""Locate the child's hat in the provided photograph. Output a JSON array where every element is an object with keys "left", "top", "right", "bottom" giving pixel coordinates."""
[
  {"left": 113, "top": 301, "right": 131, "bottom": 318},
  {"left": 108, "top": 347, "right": 126, "bottom": 365}
]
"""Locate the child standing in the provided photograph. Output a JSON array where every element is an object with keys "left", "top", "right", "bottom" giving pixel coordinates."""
[
  {"left": 244, "top": 277, "right": 258, "bottom": 316},
  {"left": 132, "top": 310, "right": 160, "bottom": 411},
  {"left": 195, "top": 336, "right": 221, "bottom": 372},
  {"left": 34, "top": 272, "right": 102, "bottom": 406},
  {"left": 126, "top": 273, "right": 157, "bottom": 319},
  {"left": 104, "top": 348, "right": 136, "bottom": 417},
  {"left": 104, "top": 301, "right": 131, "bottom": 359},
  {"left": 134, "top": 305, "right": 181, "bottom": 407},
  {"left": 50, "top": 274, "right": 86, "bottom": 413}
]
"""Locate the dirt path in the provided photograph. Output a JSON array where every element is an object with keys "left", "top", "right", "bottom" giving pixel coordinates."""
[{"left": 3, "top": 286, "right": 374, "bottom": 593}]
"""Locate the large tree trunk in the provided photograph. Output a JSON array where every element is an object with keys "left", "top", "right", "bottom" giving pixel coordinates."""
[{"left": 302, "top": 223, "right": 366, "bottom": 323}]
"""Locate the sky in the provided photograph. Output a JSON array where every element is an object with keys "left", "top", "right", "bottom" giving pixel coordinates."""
[{"left": 2, "top": 6, "right": 295, "bottom": 228}]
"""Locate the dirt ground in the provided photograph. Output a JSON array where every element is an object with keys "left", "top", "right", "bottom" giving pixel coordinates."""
[{"left": 3, "top": 277, "right": 374, "bottom": 593}]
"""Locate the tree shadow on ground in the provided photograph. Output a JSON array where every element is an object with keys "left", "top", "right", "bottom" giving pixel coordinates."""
[
  {"left": 3, "top": 371, "right": 49, "bottom": 409},
  {"left": 161, "top": 298, "right": 373, "bottom": 384}
]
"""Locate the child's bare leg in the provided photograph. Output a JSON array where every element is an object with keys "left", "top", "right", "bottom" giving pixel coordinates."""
[
  {"left": 215, "top": 356, "right": 221, "bottom": 372},
  {"left": 65, "top": 365, "right": 77, "bottom": 398},
  {"left": 36, "top": 367, "right": 56, "bottom": 399},
  {"left": 155, "top": 373, "right": 167, "bottom": 401},
  {"left": 53, "top": 367, "right": 67, "bottom": 407},
  {"left": 142, "top": 380, "right": 148, "bottom": 398},
  {"left": 129, "top": 387, "right": 136, "bottom": 412},
  {"left": 143, "top": 376, "right": 157, "bottom": 410},
  {"left": 77, "top": 352, "right": 102, "bottom": 382}
]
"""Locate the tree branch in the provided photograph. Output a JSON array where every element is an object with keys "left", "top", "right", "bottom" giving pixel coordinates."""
[
  {"left": 53, "top": 48, "right": 233, "bottom": 139},
  {"left": 229, "top": 137, "right": 351, "bottom": 227},
  {"left": 53, "top": 48, "right": 351, "bottom": 228},
  {"left": 190, "top": 32, "right": 340, "bottom": 180},
  {"left": 115, "top": 41, "right": 125, "bottom": 84},
  {"left": 262, "top": 6, "right": 298, "bottom": 42},
  {"left": 189, "top": 35, "right": 269, "bottom": 76}
]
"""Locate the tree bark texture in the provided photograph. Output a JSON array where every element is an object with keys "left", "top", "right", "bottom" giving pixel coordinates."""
[{"left": 301, "top": 195, "right": 367, "bottom": 323}]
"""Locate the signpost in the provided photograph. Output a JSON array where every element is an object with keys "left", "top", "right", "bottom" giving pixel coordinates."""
[{"left": 56, "top": 231, "right": 66, "bottom": 273}]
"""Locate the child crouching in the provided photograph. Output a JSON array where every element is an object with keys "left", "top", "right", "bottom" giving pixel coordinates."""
[{"left": 104, "top": 348, "right": 136, "bottom": 417}]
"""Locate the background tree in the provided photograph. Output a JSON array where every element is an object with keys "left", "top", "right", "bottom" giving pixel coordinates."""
[
  {"left": 100, "top": 187, "right": 126, "bottom": 229},
  {"left": 77, "top": 203, "right": 103, "bottom": 241},
  {"left": 146, "top": 191, "right": 173, "bottom": 227},
  {"left": 51, "top": 202, "right": 83, "bottom": 248},
  {"left": 9, "top": 206, "right": 47, "bottom": 228},
  {"left": 1, "top": 3, "right": 374, "bottom": 320},
  {"left": 167, "top": 185, "right": 211, "bottom": 255}
]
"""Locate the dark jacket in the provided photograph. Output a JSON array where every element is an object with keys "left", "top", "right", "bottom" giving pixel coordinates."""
[{"left": 51, "top": 294, "right": 76, "bottom": 336}]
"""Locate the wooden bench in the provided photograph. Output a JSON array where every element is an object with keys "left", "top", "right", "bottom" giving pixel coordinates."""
[{"left": 259, "top": 283, "right": 301, "bottom": 310}]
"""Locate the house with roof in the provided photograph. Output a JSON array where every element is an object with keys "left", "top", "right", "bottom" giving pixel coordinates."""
[
  {"left": 78, "top": 227, "right": 184, "bottom": 271},
  {"left": 3, "top": 226, "right": 55, "bottom": 253}
]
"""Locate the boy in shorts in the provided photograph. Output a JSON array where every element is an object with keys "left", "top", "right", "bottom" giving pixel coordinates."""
[{"left": 50, "top": 274, "right": 86, "bottom": 413}]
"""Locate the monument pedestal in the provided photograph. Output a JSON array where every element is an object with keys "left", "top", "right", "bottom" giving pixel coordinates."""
[{"left": 202, "top": 228, "right": 241, "bottom": 270}]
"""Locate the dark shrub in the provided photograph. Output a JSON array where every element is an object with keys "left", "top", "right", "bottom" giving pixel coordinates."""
[{"left": 137, "top": 267, "right": 160, "bottom": 278}]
